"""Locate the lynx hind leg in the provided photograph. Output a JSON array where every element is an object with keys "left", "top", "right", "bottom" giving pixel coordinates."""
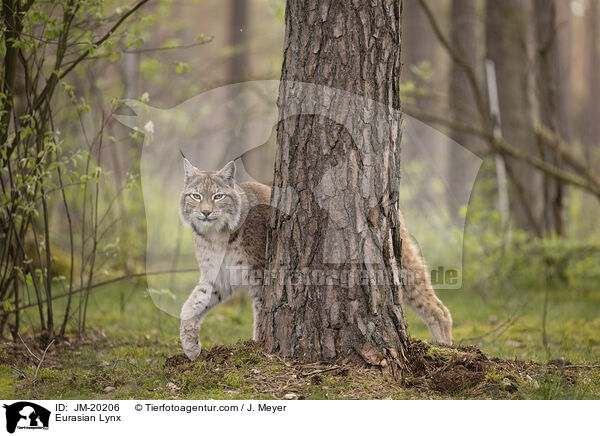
[
  {"left": 247, "top": 285, "right": 264, "bottom": 341},
  {"left": 180, "top": 284, "right": 219, "bottom": 360},
  {"left": 401, "top": 237, "right": 453, "bottom": 345},
  {"left": 404, "top": 278, "right": 453, "bottom": 345}
]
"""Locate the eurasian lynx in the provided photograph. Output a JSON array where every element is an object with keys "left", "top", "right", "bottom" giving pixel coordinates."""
[{"left": 178, "top": 159, "right": 452, "bottom": 360}]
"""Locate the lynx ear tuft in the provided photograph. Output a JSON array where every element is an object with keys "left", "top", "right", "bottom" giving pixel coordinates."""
[
  {"left": 217, "top": 160, "right": 236, "bottom": 183},
  {"left": 183, "top": 157, "right": 197, "bottom": 181}
]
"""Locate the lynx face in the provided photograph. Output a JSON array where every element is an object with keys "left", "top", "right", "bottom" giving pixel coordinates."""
[{"left": 179, "top": 160, "right": 242, "bottom": 235}]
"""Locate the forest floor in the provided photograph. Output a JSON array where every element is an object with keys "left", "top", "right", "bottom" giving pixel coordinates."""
[{"left": 1, "top": 282, "right": 599, "bottom": 399}]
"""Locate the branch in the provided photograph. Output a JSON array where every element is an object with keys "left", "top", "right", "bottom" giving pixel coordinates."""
[
  {"left": 535, "top": 123, "right": 600, "bottom": 189},
  {"left": 34, "top": 339, "right": 54, "bottom": 378},
  {"left": 16, "top": 334, "right": 54, "bottom": 378},
  {"left": 76, "top": 38, "right": 214, "bottom": 61},
  {"left": 58, "top": 0, "right": 150, "bottom": 80},
  {"left": 491, "top": 139, "right": 600, "bottom": 197},
  {"left": 406, "top": 109, "right": 600, "bottom": 198},
  {"left": 4, "top": 269, "right": 197, "bottom": 315},
  {"left": 17, "top": 333, "right": 41, "bottom": 362},
  {"left": 415, "top": 0, "right": 489, "bottom": 129},
  {"left": 403, "top": 108, "right": 486, "bottom": 153},
  {"left": 408, "top": 1, "right": 600, "bottom": 201}
]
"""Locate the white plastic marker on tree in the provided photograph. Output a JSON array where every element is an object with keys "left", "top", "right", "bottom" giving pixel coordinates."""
[{"left": 485, "top": 59, "right": 511, "bottom": 240}]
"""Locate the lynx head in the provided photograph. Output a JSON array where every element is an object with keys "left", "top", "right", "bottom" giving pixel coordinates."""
[{"left": 179, "top": 158, "right": 243, "bottom": 235}]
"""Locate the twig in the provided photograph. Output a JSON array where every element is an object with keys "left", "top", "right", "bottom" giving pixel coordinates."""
[
  {"left": 563, "top": 364, "right": 600, "bottom": 369},
  {"left": 5, "top": 269, "right": 197, "bottom": 315},
  {"left": 58, "top": 164, "right": 75, "bottom": 337},
  {"left": 299, "top": 366, "right": 344, "bottom": 378},
  {"left": 80, "top": 39, "right": 214, "bottom": 60},
  {"left": 17, "top": 333, "right": 40, "bottom": 362},
  {"left": 542, "top": 264, "right": 551, "bottom": 354},
  {"left": 416, "top": 0, "right": 489, "bottom": 129},
  {"left": 10, "top": 365, "right": 32, "bottom": 380},
  {"left": 58, "top": 0, "right": 151, "bottom": 80},
  {"left": 262, "top": 351, "right": 292, "bottom": 366},
  {"left": 461, "top": 302, "right": 527, "bottom": 344},
  {"left": 34, "top": 339, "right": 54, "bottom": 378}
]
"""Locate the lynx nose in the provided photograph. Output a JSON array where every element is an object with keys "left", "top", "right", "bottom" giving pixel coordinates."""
[{"left": 200, "top": 210, "right": 212, "bottom": 218}]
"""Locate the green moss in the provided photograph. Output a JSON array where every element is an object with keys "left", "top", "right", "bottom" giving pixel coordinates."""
[
  {"left": 484, "top": 371, "right": 503, "bottom": 385},
  {"left": 426, "top": 346, "right": 467, "bottom": 360},
  {"left": 3, "top": 282, "right": 599, "bottom": 399},
  {"left": 0, "top": 365, "right": 14, "bottom": 398},
  {"left": 222, "top": 372, "right": 243, "bottom": 389}
]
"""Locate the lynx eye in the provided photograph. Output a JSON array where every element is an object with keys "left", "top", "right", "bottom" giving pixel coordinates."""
[
  {"left": 213, "top": 193, "right": 225, "bottom": 201},
  {"left": 189, "top": 193, "right": 202, "bottom": 201}
]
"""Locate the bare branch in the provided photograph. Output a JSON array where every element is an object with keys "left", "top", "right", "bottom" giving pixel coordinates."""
[
  {"left": 5, "top": 269, "right": 197, "bottom": 315},
  {"left": 405, "top": 109, "right": 600, "bottom": 198},
  {"left": 17, "top": 333, "right": 40, "bottom": 362},
  {"left": 415, "top": 0, "right": 489, "bottom": 129},
  {"left": 535, "top": 123, "right": 600, "bottom": 189},
  {"left": 34, "top": 339, "right": 54, "bottom": 378}
]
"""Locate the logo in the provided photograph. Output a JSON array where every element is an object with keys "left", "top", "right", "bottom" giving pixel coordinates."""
[
  {"left": 3, "top": 402, "right": 50, "bottom": 433},
  {"left": 114, "top": 80, "right": 482, "bottom": 317}
]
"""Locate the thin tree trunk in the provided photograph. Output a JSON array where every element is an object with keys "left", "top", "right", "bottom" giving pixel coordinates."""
[
  {"left": 0, "top": 0, "right": 22, "bottom": 146},
  {"left": 228, "top": 0, "right": 248, "bottom": 84},
  {"left": 555, "top": 0, "right": 572, "bottom": 143},
  {"left": 583, "top": 0, "right": 600, "bottom": 165},
  {"left": 401, "top": 0, "right": 439, "bottom": 210},
  {"left": 533, "top": 0, "right": 564, "bottom": 235},
  {"left": 448, "top": 0, "right": 479, "bottom": 216},
  {"left": 226, "top": 0, "right": 250, "bottom": 154},
  {"left": 486, "top": 0, "right": 544, "bottom": 236},
  {"left": 402, "top": 0, "right": 436, "bottom": 113},
  {"left": 259, "top": 0, "right": 408, "bottom": 377}
]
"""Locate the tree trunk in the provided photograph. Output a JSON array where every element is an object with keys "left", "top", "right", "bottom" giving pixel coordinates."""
[
  {"left": 486, "top": 0, "right": 545, "bottom": 237},
  {"left": 401, "top": 0, "right": 440, "bottom": 213},
  {"left": 583, "top": 0, "right": 600, "bottom": 164},
  {"left": 228, "top": 0, "right": 248, "bottom": 83},
  {"left": 448, "top": 0, "right": 480, "bottom": 216},
  {"left": 555, "top": 0, "right": 572, "bottom": 143},
  {"left": 533, "top": 0, "right": 564, "bottom": 235},
  {"left": 226, "top": 0, "right": 249, "bottom": 151},
  {"left": 402, "top": 0, "right": 436, "bottom": 113},
  {"left": 258, "top": 0, "right": 409, "bottom": 376}
]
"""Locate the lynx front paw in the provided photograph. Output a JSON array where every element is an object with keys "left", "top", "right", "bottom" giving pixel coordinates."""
[
  {"left": 183, "top": 342, "right": 202, "bottom": 360},
  {"left": 179, "top": 284, "right": 214, "bottom": 360},
  {"left": 180, "top": 324, "right": 203, "bottom": 360},
  {"left": 180, "top": 318, "right": 203, "bottom": 360}
]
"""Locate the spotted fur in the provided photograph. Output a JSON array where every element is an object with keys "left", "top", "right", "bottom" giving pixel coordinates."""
[{"left": 179, "top": 159, "right": 270, "bottom": 359}]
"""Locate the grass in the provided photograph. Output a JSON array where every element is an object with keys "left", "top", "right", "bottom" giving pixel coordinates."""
[{"left": 1, "top": 280, "right": 599, "bottom": 400}]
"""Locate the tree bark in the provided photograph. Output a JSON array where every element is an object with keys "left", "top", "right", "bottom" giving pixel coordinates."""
[
  {"left": 259, "top": 0, "right": 409, "bottom": 376},
  {"left": 486, "top": 0, "right": 545, "bottom": 236}
]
